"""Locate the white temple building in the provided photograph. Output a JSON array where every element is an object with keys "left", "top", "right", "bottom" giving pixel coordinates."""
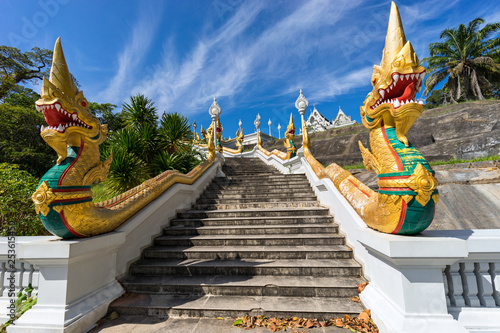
[{"left": 305, "top": 106, "right": 357, "bottom": 133}]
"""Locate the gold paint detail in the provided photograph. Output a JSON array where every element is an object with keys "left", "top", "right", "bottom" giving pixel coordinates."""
[
  {"left": 31, "top": 181, "right": 56, "bottom": 216},
  {"left": 298, "top": 2, "right": 437, "bottom": 235},
  {"left": 33, "top": 38, "right": 217, "bottom": 238},
  {"left": 406, "top": 163, "right": 438, "bottom": 206},
  {"left": 432, "top": 193, "right": 440, "bottom": 204},
  {"left": 359, "top": 141, "right": 381, "bottom": 174}
]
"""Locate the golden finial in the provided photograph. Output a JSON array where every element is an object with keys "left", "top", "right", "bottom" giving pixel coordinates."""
[
  {"left": 380, "top": 2, "right": 407, "bottom": 71},
  {"left": 49, "top": 37, "right": 78, "bottom": 99},
  {"left": 287, "top": 113, "right": 295, "bottom": 129}
]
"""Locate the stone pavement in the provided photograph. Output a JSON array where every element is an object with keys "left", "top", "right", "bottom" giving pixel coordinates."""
[{"left": 89, "top": 315, "right": 346, "bottom": 333}]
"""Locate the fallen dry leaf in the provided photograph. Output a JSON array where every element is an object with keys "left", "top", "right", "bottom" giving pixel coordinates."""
[
  {"left": 351, "top": 296, "right": 361, "bottom": 303},
  {"left": 357, "top": 282, "right": 369, "bottom": 293}
]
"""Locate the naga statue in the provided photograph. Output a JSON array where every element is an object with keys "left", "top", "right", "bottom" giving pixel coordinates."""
[
  {"left": 258, "top": 113, "right": 296, "bottom": 160},
  {"left": 302, "top": 2, "right": 438, "bottom": 235},
  {"left": 284, "top": 113, "right": 297, "bottom": 159},
  {"left": 31, "top": 38, "right": 216, "bottom": 239},
  {"left": 221, "top": 129, "right": 244, "bottom": 154},
  {"left": 200, "top": 124, "right": 207, "bottom": 143}
]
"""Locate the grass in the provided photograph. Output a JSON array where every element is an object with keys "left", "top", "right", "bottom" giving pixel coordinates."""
[
  {"left": 428, "top": 154, "right": 498, "bottom": 166},
  {"left": 91, "top": 182, "right": 115, "bottom": 203}
]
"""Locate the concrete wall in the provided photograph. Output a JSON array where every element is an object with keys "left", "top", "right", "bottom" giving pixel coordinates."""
[{"left": 0, "top": 156, "right": 223, "bottom": 332}]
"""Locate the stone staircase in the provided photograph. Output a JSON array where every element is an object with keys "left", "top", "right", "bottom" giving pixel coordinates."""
[{"left": 110, "top": 158, "right": 365, "bottom": 319}]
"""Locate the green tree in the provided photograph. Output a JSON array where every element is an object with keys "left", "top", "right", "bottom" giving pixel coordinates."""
[
  {"left": 423, "top": 18, "right": 500, "bottom": 102},
  {"left": 88, "top": 102, "right": 124, "bottom": 132},
  {"left": 158, "top": 112, "right": 193, "bottom": 154},
  {"left": 2, "top": 86, "right": 40, "bottom": 108},
  {"left": 0, "top": 101, "right": 54, "bottom": 177},
  {"left": 122, "top": 94, "right": 158, "bottom": 130},
  {"left": 0, "top": 46, "right": 52, "bottom": 100},
  {"left": 0, "top": 163, "right": 49, "bottom": 236}
]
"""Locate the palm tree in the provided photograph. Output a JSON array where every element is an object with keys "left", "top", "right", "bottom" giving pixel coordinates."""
[
  {"left": 423, "top": 18, "right": 500, "bottom": 103},
  {"left": 158, "top": 112, "right": 192, "bottom": 154},
  {"left": 122, "top": 94, "right": 158, "bottom": 130}
]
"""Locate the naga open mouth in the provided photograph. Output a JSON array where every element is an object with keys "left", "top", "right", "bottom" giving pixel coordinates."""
[
  {"left": 371, "top": 71, "right": 426, "bottom": 110},
  {"left": 36, "top": 102, "right": 93, "bottom": 133}
]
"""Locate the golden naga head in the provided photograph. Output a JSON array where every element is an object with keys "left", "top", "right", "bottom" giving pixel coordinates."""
[
  {"left": 36, "top": 38, "right": 105, "bottom": 164},
  {"left": 216, "top": 118, "right": 223, "bottom": 140},
  {"left": 235, "top": 129, "right": 244, "bottom": 147},
  {"left": 285, "top": 113, "right": 295, "bottom": 140},
  {"left": 361, "top": 2, "right": 426, "bottom": 146},
  {"left": 200, "top": 124, "right": 206, "bottom": 141}
]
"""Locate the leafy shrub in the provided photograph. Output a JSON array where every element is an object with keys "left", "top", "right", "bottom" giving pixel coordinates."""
[{"left": 0, "top": 163, "right": 49, "bottom": 236}]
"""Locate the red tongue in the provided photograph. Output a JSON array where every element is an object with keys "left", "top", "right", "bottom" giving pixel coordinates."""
[{"left": 397, "top": 82, "right": 415, "bottom": 103}]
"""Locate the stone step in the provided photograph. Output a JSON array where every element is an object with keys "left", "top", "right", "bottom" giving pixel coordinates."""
[
  {"left": 163, "top": 223, "right": 338, "bottom": 236},
  {"left": 177, "top": 207, "right": 329, "bottom": 219},
  {"left": 142, "top": 245, "right": 353, "bottom": 260},
  {"left": 213, "top": 176, "right": 309, "bottom": 185},
  {"left": 207, "top": 183, "right": 313, "bottom": 191},
  {"left": 191, "top": 200, "right": 320, "bottom": 210},
  {"left": 222, "top": 174, "right": 307, "bottom": 181},
  {"left": 120, "top": 275, "right": 362, "bottom": 298},
  {"left": 195, "top": 196, "right": 319, "bottom": 205},
  {"left": 170, "top": 215, "right": 334, "bottom": 227},
  {"left": 154, "top": 234, "right": 344, "bottom": 246},
  {"left": 109, "top": 294, "right": 365, "bottom": 319},
  {"left": 222, "top": 171, "right": 280, "bottom": 176},
  {"left": 129, "top": 258, "right": 362, "bottom": 277},
  {"left": 204, "top": 187, "right": 316, "bottom": 196},
  {"left": 199, "top": 192, "right": 315, "bottom": 200}
]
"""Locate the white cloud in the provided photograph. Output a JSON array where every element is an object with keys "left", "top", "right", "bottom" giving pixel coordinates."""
[{"left": 97, "top": 4, "right": 162, "bottom": 103}]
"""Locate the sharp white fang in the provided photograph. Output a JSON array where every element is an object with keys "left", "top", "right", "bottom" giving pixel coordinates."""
[
  {"left": 420, "top": 73, "right": 425, "bottom": 81},
  {"left": 55, "top": 104, "right": 61, "bottom": 111},
  {"left": 394, "top": 74, "right": 399, "bottom": 84},
  {"left": 72, "top": 114, "right": 77, "bottom": 120},
  {"left": 380, "top": 90, "right": 385, "bottom": 98},
  {"left": 411, "top": 74, "right": 416, "bottom": 80},
  {"left": 41, "top": 125, "right": 45, "bottom": 132},
  {"left": 394, "top": 99, "right": 400, "bottom": 107},
  {"left": 405, "top": 74, "right": 410, "bottom": 80},
  {"left": 57, "top": 124, "right": 63, "bottom": 131}
]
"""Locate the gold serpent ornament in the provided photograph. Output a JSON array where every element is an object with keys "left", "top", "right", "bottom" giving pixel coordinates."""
[
  {"left": 32, "top": 38, "right": 216, "bottom": 239},
  {"left": 302, "top": 2, "right": 438, "bottom": 235}
]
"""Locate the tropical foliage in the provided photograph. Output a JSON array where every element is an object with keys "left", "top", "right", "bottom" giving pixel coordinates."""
[
  {"left": 0, "top": 45, "right": 52, "bottom": 100},
  {"left": 0, "top": 87, "right": 54, "bottom": 177},
  {"left": 99, "top": 94, "right": 203, "bottom": 197},
  {"left": 423, "top": 18, "right": 500, "bottom": 103},
  {"left": 0, "top": 163, "right": 49, "bottom": 236}
]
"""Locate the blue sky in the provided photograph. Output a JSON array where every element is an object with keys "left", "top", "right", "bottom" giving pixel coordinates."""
[{"left": 2, "top": 0, "right": 500, "bottom": 138}]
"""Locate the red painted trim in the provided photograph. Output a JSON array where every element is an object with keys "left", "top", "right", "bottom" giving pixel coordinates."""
[
  {"left": 381, "top": 123, "right": 403, "bottom": 171},
  {"left": 379, "top": 187, "right": 413, "bottom": 191},
  {"left": 102, "top": 190, "right": 140, "bottom": 208},
  {"left": 348, "top": 179, "right": 371, "bottom": 198},
  {"left": 52, "top": 196, "right": 92, "bottom": 204},
  {"left": 59, "top": 210, "right": 85, "bottom": 237},
  {"left": 378, "top": 175, "right": 411, "bottom": 180},
  {"left": 156, "top": 170, "right": 176, "bottom": 181},
  {"left": 391, "top": 200, "right": 407, "bottom": 234},
  {"left": 58, "top": 140, "right": 85, "bottom": 186}
]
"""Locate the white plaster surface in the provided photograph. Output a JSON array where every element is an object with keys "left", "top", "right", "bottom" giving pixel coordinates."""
[{"left": 1, "top": 158, "right": 222, "bottom": 332}]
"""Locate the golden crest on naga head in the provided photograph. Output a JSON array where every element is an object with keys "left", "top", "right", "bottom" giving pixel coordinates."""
[
  {"left": 360, "top": 1, "right": 427, "bottom": 147},
  {"left": 285, "top": 113, "right": 295, "bottom": 139}
]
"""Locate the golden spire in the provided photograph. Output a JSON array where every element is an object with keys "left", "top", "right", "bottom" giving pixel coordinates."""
[
  {"left": 287, "top": 113, "right": 295, "bottom": 130},
  {"left": 49, "top": 37, "right": 78, "bottom": 98},
  {"left": 380, "top": 2, "right": 406, "bottom": 71}
]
